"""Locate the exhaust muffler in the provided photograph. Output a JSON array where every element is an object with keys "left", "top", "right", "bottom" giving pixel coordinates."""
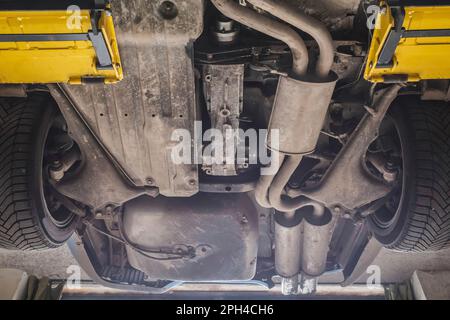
[
  {"left": 211, "top": 0, "right": 337, "bottom": 295},
  {"left": 267, "top": 74, "right": 338, "bottom": 156}
]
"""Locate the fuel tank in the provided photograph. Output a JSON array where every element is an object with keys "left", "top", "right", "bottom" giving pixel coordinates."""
[{"left": 122, "top": 193, "right": 259, "bottom": 282}]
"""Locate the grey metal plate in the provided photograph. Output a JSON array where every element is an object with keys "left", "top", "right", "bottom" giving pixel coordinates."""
[
  {"left": 62, "top": 0, "right": 204, "bottom": 196},
  {"left": 122, "top": 194, "right": 259, "bottom": 281}
]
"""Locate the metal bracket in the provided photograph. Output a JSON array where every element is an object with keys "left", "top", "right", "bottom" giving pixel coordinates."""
[
  {"left": 287, "top": 85, "right": 403, "bottom": 212},
  {"left": 377, "top": 4, "right": 450, "bottom": 68},
  {"left": 376, "top": 6, "right": 405, "bottom": 68},
  {"left": 0, "top": 32, "right": 113, "bottom": 69}
]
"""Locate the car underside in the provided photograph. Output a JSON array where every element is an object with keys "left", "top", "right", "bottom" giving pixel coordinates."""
[{"left": 0, "top": 0, "right": 450, "bottom": 295}]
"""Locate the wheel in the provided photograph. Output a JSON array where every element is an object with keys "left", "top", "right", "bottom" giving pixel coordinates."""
[
  {"left": 0, "top": 93, "right": 78, "bottom": 250},
  {"left": 368, "top": 96, "right": 450, "bottom": 252}
]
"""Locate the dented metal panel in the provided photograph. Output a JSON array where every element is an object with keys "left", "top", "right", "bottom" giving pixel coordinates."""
[{"left": 62, "top": 0, "right": 204, "bottom": 197}]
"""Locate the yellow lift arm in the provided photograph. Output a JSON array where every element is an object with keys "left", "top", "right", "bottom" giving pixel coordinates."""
[
  {"left": 0, "top": 0, "right": 122, "bottom": 84},
  {"left": 365, "top": 0, "right": 450, "bottom": 83}
]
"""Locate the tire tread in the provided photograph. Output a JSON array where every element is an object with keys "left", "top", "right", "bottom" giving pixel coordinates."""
[
  {"left": 0, "top": 97, "right": 58, "bottom": 250},
  {"left": 392, "top": 102, "right": 450, "bottom": 252}
]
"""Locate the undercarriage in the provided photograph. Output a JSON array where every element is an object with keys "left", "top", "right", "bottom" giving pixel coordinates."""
[{"left": 1, "top": 0, "right": 450, "bottom": 296}]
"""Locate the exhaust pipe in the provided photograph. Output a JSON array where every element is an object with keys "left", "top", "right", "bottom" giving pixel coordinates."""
[
  {"left": 246, "top": 0, "right": 334, "bottom": 79},
  {"left": 274, "top": 211, "right": 303, "bottom": 295},
  {"left": 301, "top": 209, "right": 334, "bottom": 294},
  {"left": 266, "top": 74, "right": 336, "bottom": 294},
  {"left": 210, "top": 0, "right": 309, "bottom": 76},
  {"left": 240, "top": 0, "right": 338, "bottom": 212},
  {"left": 210, "top": 0, "right": 337, "bottom": 295}
]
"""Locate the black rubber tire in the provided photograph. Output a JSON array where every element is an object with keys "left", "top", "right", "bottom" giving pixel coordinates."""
[
  {"left": 369, "top": 97, "right": 450, "bottom": 252},
  {"left": 0, "top": 93, "right": 77, "bottom": 250}
]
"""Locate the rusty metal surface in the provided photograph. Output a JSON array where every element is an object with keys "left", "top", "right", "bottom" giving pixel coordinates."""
[
  {"left": 287, "top": 85, "right": 403, "bottom": 212},
  {"left": 62, "top": 0, "right": 204, "bottom": 197},
  {"left": 202, "top": 64, "right": 245, "bottom": 176},
  {"left": 49, "top": 85, "right": 157, "bottom": 211},
  {"left": 122, "top": 194, "right": 259, "bottom": 281}
]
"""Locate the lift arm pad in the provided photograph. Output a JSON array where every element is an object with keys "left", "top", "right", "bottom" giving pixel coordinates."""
[
  {"left": 365, "top": 1, "right": 450, "bottom": 83},
  {"left": 0, "top": 1, "right": 122, "bottom": 84}
]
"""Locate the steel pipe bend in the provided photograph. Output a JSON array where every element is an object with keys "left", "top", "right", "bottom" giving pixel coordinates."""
[
  {"left": 264, "top": 73, "right": 337, "bottom": 212},
  {"left": 254, "top": 153, "right": 285, "bottom": 208},
  {"left": 246, "top": 0, "right": 334, "bottom": 79},
  {"left": 210, "top": 0, "right": 309, "bottom": 77},
  {"left": 268, "top": 155, "right": 303, "bottom": 212},
  {"left": 211, "top": 0, "right": 334, "bottom": 215}
]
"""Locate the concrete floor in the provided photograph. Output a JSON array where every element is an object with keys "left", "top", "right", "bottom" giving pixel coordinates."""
[
  {"left": 365, "top": 247, "right": 450, "bottom": 283},
  {"left": 0, "top": 246, "right": 89, "bottom": 280},
  {"left": 358, "top": 249, "right": 450, "bottom": 283},
  {"left": 1, "top": 243, "right": 450, "bottom": 284}
]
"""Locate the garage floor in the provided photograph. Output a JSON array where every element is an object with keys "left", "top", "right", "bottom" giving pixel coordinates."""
[{"left": 1, "top": 242, "right": 450, "bottom": 284}]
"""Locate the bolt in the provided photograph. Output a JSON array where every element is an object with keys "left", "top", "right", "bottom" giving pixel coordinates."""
[
  {"left": 158, "top": 1, "right": 178, "bottom": 20},
  {"left": 383, "top": 160, "right": 398, "bottom": 182},
  {"left": 52, "top": 160, "right": 61, "bottom": 167},
  {"left": 95, "top": 211, "right": 103, "bottom": 219},
  {"left": 289, "top": 181, "right": 301, "bottom": 189},
  {"left": 333, "top": 206, "right": 342, "bottom": 214},
  {"left": 146, "top": 177, "right": 154, "bottom": 186},
  {"left": 385, "top": 160, "right": 396, "bottom": 171},
  {"left": 188, "top": 179, "right": 197, "bottom": 186},
  {"left": 105, "top": 205, "right": 114, "bottom": 215},
  {"left": 220, "top": 107, "right": 231, "bottom": 118}
]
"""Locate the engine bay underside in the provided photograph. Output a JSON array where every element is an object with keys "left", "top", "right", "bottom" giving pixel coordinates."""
[
  {"left": 49, "top": 0, "right": 404, "bottom": 293},
  {"left": 3, "top": 0, "right": 449, "bottom": 295}
]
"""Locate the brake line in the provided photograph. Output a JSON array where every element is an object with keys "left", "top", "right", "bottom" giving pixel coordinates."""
[{"left": 83, "top": 221, "right": 188, "bottom": 261}]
